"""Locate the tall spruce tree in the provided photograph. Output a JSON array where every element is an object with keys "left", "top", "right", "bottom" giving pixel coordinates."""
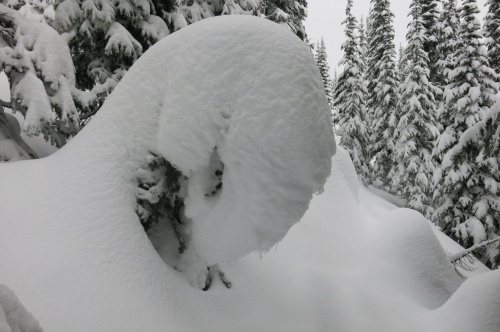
[
  {"left": 358, "top": 15, "right": 367, "bottom": 74},
  {"left": 334, "top": 0, "right": 371, "bottom": 186},
  {"left": 366, "top": 0, "right": 399, "bottom": 187},
  {"left": 433, "top": 0, "right": 500, "bottom": 267},
  {"left": 435, "top": 0, "right": 459, "bottom": 104},
  {"left": 315, "top": 38, "right": 334, "bottom": 112},
  {"left": 434, "top": 0, "right": 459, "bottom": 133},
  {"left": 390, "top": 0, "right": 439, "bottom": 217},
  {"left": 484, "top": 0, "right": 500, "bottom": 77},
  {"left": 397, "top": 44, "right": 408, "bottom": 83},
  {"left": 420, "top": 0, "right": 441, "bottom": 84}
]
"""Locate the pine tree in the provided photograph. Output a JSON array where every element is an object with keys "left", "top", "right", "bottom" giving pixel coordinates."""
[
  {"left": 366, "top": 0, "right": 399, "bottom": 187},
  {"left": 484, "top": 0, "right": 500, "bottom": 76},
  {"left": 358, "top": 15, "right": 367, "bottom": 74},
  {"left": 315, "top": 38, "right": 334, "bottom": 112},
  {"left": 435, "top": 0, "right": 459, "bottom": 115},
  {"left": 420, "top": 0, "right": 441, "bottom": 84},
  {"left": 398, "top": 44, "right": 408, "bottom": 83},
  {"left": 433, "top": 0, "right": 499, "bottom": 267},
  {"left": 434, "top": 0, "right": 459, "bottom": 135},
  {"left": 0, "top": 4, "right": 79, "bottom": 149},
  {"left": 334, "top": 0, "right": 371, "bottom": 186},
  {"left": 54, "top": 0, "right": 174, "bottom": 125},
  {"left": 258, "top": 0, "right": 308, "bottom": 41},
  {"left": 390, "top": 0, "right": 439, "bottom": 217}
]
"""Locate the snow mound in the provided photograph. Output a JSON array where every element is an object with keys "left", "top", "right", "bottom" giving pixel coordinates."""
[
  {"left": 99, "top": 15, "right": 335, "bottom": 265},
  {"left": 330, "top": 146, "right": 360, "bottom": 200},
  {"left": 431, "top": 270, "right": 500, "bottom": 332},
  {"left": 370, "top": 208, "right": 462, "bottom": 309},
  {"left": 0, "top": 285, "right": 42, "bottom": 332}
]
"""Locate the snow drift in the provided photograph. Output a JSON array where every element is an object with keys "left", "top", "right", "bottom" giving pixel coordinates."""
[{"left": 0, "top": 15, "right": 499, "bottom": 332}]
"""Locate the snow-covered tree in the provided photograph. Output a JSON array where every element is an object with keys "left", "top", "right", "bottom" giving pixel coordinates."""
[
  {"left": 434, "top": 0, "right": 459, "bottom": 134},
  {"left": 420, "top": 0, "right": 441, "bottom": 84},
  {"left": 53, "top": 0, "right": 172, "bottom": 125},
  {"left": 334, "top": 0, "right": 371, "bottom": 186},
  {"left": 366, "top": 0, "right": 399, "bottom": 186},
  {"left": 484, "top": 0, "right": 500, "bottom": 77},
  {"left": 358, "top": 15, "right": 367, "bottom": 74},
  {"left": 435, "top": 0, "right": 459, "bottom": 99},
  {"left": 433, "top": 0, "right": 499, "bottom": 267},
  {"left": 315, "top": 38, "right": 334, "bottom": 112},
  {"left": 0, "top": 4, "right": 79, "bottom": 150},
  {"left": 398, "top": 43, "right": 408, "bottom": 83},
  {"left": 389, "top": 0, "right": 439, "bottom": 217},
  {"left": 258, "top": 0, "right": 308, "bottom": 40}
]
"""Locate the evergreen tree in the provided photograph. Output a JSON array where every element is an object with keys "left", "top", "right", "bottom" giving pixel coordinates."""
[
  {"left": 433, "top": 0, "right": 499, "bottom": 267},
  {"left": 435, "top": 0, "right": 459, "bottom": 106},
  {"left": 0, "top": 4, "right": 79, "bottom": 149},
  {"left": 358, "top": 15, "right": 367, "bottom": 74},
  {"left": 420, "top": 0, "right": 441, "bottom": 84},
  {"left": 366, "top": 0, "right": 399, "bottom": 187},
  {"left": 484, "top": 0, "right": 500, "bottom": 77},
  {"left": 315, "top": 38, "right": 334, "bottom": 112},
  {"left": 258, "top": 0, "right": 308, "bottom": 41},
  {"left": 334, "top": 0, "right": 371, "bottom": 186},
  {"left": 390, "top": 0, "right": 439, "bottom": 217},
  {"left": 434, "top": 0, "right": 459, "bottom": 134},
  {"left": 397, "top": 43, "right": 408, "bottom": 83}
]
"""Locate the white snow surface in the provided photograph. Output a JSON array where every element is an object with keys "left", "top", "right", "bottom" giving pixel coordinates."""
[{"left": 0, "top": 16, "right": 499, "bottom": 332}]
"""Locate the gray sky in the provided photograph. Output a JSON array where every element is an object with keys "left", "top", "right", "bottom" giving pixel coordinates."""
[{"left": 305, "top": 0, "right": 488, "bottom": 75}]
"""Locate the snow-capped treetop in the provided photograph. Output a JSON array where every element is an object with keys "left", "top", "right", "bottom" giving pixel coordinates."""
[
  {"left": 314, "top": 37, "right": 334, "bottom": 111},
  {"left": 435, "top": 0, "right": 459, "bottom": 93},
  {"left": 420, "top": 0, "right": 441, "bottom": 84}
]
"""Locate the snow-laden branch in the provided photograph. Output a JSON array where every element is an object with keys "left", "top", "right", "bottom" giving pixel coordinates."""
[{"left": 449, "top": 237, "right": 500, "bottom": 264}]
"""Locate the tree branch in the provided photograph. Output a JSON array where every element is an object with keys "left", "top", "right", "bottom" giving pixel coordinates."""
[{"left": 450, "top": 237, "right": 500, "bottom": 264}]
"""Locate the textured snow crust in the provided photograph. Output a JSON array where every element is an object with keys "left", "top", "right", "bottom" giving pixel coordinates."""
[{"left": 0, "top": 16, "right": 499, "bottom": 332}]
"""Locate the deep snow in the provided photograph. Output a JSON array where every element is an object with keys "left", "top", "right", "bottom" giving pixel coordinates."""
[{"left": 0, "top": 15, "right": 499, "bottom": 332}]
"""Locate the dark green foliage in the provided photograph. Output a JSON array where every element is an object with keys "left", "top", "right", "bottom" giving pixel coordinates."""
[
  {"left": 484, "top": 0, "right": 500, "bottom": 77},
  {"left": 314, "top": 37, "right": 334, "bottom": 112},
  {"left": 136, "top": 153, "right": 186, "bottom": 253},
  {"left": 420, "top": 0, "right": 441, "bottom": 84}
]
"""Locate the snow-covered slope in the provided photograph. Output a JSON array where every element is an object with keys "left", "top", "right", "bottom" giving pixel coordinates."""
[{"left": 0, "top": 15, "right": 499, "bottom": 332}]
